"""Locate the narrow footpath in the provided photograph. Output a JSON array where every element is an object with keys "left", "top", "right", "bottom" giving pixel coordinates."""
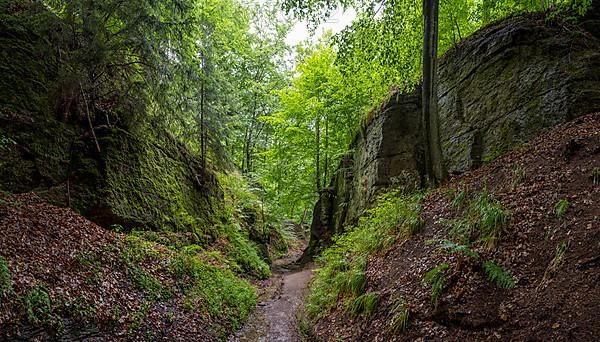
[{"left": 229, "top": 246, "right": 314, "bottom": 342}]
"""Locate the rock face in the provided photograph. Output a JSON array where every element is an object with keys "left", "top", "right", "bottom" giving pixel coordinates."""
[{"left": 302, "top": 13, "right": 600, "bottom": 259}]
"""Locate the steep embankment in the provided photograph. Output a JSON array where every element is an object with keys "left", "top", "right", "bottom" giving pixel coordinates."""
[
  {"left": 309, "top": 113, "right": 599, "bottom": 341},
  {"left": 0, "top": 193, "right": 259, "bottom": 340},
  {"left": 302, "top": 11, "right": 600, "bottom": 260}
]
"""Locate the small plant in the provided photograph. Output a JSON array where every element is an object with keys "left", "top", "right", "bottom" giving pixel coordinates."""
[
  {"left": 544, "top": 226, "right": 558, "bottom": 241},
  {"left": 128, "top": 301, "right": 151, "bottom": 334},
  {"left": 482, "top": 261, "right": 515, "bottom": 288},
  {"left": 25, "top": 285, "right": 52, "bottom": 323},
  {"left": 549, "top": 241, "right": 569, "bottom": 272},
  {"left": 510, "top": 164, "right": 526, "bottom": 189},
  {"left": 451, "top": 188, "right": 468, "bottom": 208},
  {"left": 470, "top": 190, "right": 509, "bottom": 248},
  {"left": 554, "top": 199, "right": 569, "bottom": 219},
  {"left": 592, "top": 167, "right": 600, "bottom": 185},
  {"left": 539, "top": 241, "right": 570, "bottom": 289},
  {"left": 388, "top": 296, "right": 410, "bottom": 334},
  {"left": 351, "top": 292, "right": 379, "bottom": 318},
  {"left": 423, "top": 263, "right": 449, "bottom": 309},
  {"left": 0, "top": 257, "right": 12, "bottom": 300},
  {"left": 447, "top": 218, "right": 472, "bottom": 244},
  {"left": 429, "top": 239, "right": 480, "bottom": 259},
  {"left": 0, "top": 135, "right": 16, "bottom": 151}
]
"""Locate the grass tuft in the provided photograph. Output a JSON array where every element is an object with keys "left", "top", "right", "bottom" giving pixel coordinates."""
[
  {"left": 592, "top": 167, "right": 600, "bottom": 185},
  {"left": 388, "top": 296, "right": 410, "bottom": 334},
  {"left": 0, "top": 257, "right": 12, "bottom": 300},
  {"left": 554, "top": 199, "right": 569, "bottom": 219},
  {"left": 350, "top": 292, "right": 379, "bottom": 318}
]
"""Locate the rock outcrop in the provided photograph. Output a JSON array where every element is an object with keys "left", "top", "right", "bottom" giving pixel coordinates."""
[{"left": 302, "top": 12, "right": 600, "bottom": 259}]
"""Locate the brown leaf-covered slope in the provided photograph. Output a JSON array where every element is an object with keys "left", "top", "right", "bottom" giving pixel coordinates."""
[
  {"left": 0, "top": 193, "right": 221, "bottom": 341},
  {"left": 314, "top": 113, "right": 600, "bottom": 341}
]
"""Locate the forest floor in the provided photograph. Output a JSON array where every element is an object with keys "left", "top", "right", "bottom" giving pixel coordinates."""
[{"left": 230, "top": 242, "right": 313, "bottom": 342}]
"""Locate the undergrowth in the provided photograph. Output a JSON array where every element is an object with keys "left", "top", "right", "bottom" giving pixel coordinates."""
[
  {"left": 0, "top": 256, "right": 12, "bottom": 301},
  {"left": 422, "top": 263, "right": 449, "bottom": 309},
  {"left": 306, "top": 191, "right": 423, "bottom": 320},
  {"left": 119, "top": 234, "right": 257, "bottom": 334},
  {"left": 388, "top": 296, "right": 410, "bottom": 334},
  {"left": 446, "top": 188, "right": 510, "bottom": 249}
]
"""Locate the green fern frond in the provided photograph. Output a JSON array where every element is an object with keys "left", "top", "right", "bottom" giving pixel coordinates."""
[{"left": 482, "top": 261, "right": 515, "bottom": 288}]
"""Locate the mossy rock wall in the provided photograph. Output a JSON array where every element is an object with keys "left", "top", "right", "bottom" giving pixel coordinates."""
[
  {"left": 91, "top": 128, "right": 220, "bottom": 234},
  {"left": 303, "top": 12, "right": 600, "bottom": 260}
]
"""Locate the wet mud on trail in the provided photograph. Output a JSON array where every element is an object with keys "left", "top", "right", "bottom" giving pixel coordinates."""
[{"left": 229, "top": 247, "right": 314, "bottom": 342}]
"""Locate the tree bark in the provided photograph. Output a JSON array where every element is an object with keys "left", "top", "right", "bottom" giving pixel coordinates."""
[
  {"left": 422, "top": 0, "right": 447, "bottom": 185},
  {"left": 316, "top": 115, "right": 321, "bottom": 194}
]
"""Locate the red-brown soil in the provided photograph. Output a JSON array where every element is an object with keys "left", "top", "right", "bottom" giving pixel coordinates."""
[
  {"left": 313, "top": 113, "right": 600, "bottom": 341},
  {"left": 0, "top": 193, "right": 218, "bottom": 341}
]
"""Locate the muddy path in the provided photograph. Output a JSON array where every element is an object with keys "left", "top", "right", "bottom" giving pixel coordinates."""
[{"left": 229, "top": 248, "right": 314, "bottom": 342}]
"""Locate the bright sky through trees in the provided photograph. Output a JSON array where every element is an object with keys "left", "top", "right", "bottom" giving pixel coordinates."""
[{"left": 285, "top": 7, "right": 356, "bottom": 46}]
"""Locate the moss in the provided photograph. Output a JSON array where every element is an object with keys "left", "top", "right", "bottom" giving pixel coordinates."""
[{"left": 99, "top": 129, "right": 216, "bottom": 235}]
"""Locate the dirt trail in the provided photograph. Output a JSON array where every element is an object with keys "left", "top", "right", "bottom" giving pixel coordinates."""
[{"left": 230, "top": 249, "right": 313, "bottom": 342}]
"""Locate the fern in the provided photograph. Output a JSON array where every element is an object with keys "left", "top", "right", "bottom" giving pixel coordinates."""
[
  {"left": 429, "top": 239, "right": 480, "bottom": 259},
  {"left": 423, "top": 263, "right": 449, "bottom": 308},
  {"left": 482, "top": 261, "right": 515, "bottom": 288}
]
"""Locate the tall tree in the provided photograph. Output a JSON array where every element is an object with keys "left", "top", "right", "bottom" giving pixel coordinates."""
[{"left": 422, "top": 0, "right": 446, "bottom": 184}]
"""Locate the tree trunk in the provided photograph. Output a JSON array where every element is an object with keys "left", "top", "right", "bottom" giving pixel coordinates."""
[
  {"left": 324, "top": 113, "right": 329, "bottom": 189},
  {"left": 200, "top": 79, "right": 206, "bottom": 169},
  {"left": 316, "top": 115, "right": 321, "bottom": 194},
  {"left": 422, "top": 0, "right": 446, "bottom": 185}
]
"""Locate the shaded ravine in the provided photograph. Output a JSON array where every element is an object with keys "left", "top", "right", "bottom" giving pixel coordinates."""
[{"left": 230, "top": 251, "right": 314, "bottom": 342}]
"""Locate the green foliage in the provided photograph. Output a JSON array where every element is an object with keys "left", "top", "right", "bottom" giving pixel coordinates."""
[
  {"left": 119, "top": 233, "right": 257, "bottom": 332},
  {"left": 550, "top": 241, "right": 569, "bottom": 271},
  {"left": 482, "top": 261, "right": 515, "bottom": 288},
  {"left": 554, "top": 199, "right": 569, "bottom": 219},
  {"left": 351, "top": 292, "right": 379, "bottom": 318},
  {"left": 444, "top": 188, "right": 510, "bottom": 248},
  {"left": 306, "top": 192, "right": 423, "bottom": 319},
  {"left": 451, "top": 188, "right": 469, "bottom": 209},
  {"left": 169, "top": 249, "right": 257, "bottom": 331},
  {"left": 0, "top": 135, "right": 15, "bottom": 151},
  {"left": 471, "top": 189, "right": 510, "bottom": 247},
  {"left": 423, "top": 263, "right": 449, "bottom": 309},
  {"left": 388, "top": 296, "right": 410, "bottom": 334},
  {"left": 592, "top": 167, "right": 600, "bottom": 185},
  {"left": 429, "top": 239, "right": 480, "bottom": 259},
  {"left": 511, "top": 164, "right": 526, "bottom": 189},
  {"left": 0, "top": 256, "right": 12, "bottom": 300},
  {"left": 25, "top": 285, "right": 52, "bottom": 324}
]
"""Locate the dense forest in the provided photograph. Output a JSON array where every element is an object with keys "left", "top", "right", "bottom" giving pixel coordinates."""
[{"left": 0, "top": 0, "right": 599, "bottom": 341}]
